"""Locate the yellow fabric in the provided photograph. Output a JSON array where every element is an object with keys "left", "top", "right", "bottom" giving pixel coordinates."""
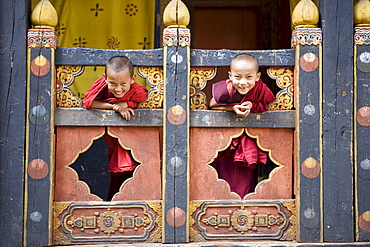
[{"left": 32, "top": 0, "right": 155, "bottom": 98}]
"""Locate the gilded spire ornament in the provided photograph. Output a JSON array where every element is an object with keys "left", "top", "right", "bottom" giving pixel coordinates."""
[
  {"left": 291, "top": 0, "right": 319, "bottom": 29},
  {"left": 354, "top": 0, "right": 370, "bottom": 27},
  {"left": 163, "top": 0, "right": 190, "bottom": 28},
  {"left": 31, "top": 0, "right": 58, "bottom": 29}
]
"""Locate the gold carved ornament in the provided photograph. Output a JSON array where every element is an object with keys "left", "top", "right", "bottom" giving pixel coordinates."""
[
  {"left": 56, "top": 65, "right": 84, "bottom": 107},
  {"left": 190, "top": 67, "right": 216, "bottom": 110},
  {"left": 189, "top": 201, "right": 206, "bottom": 242},
  {"left": 267, "top": 67, "right": 294, "bottom": 110},
  {"left": 145, "top": 201, "right": 162, "bottom": 243},
  {"left": 137, "top": 66, "right": 164, "bottom": 109},
  {"left": 53, "top": 202, "right": 72, "bottom": 245},
  {"left": 281, "top": 200, "right": 297, "bottom": 241}
]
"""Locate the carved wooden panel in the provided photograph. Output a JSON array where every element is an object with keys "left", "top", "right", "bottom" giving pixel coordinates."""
[
  {"left": 55, "top": 127, "right": 161, "bottom": 201},
  {"left": 190, "top": 127, "right": 293, "bottom": 200}
]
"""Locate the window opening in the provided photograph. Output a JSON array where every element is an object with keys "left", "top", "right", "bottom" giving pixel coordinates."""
[
  {"left": 209, "top": 133, "right": 277, "bottom": 198},
  {"left": 70, "top": 137, "right": 139, "bottom": 201}
]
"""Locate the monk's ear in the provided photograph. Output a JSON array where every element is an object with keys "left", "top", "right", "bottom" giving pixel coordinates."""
[
  {"left": 131, "top": 74, "right": 136, "bottom": 83},
  {"left": 228, "top": 71, "right": 232, "bottom": 79},
  {"left": 256, "top": 72, "right": 261, "bottom": 80}
]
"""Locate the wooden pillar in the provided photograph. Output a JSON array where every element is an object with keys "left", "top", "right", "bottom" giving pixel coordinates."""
[
  {"left": 162, "top": 0, "right": 190, "bottom": 243},
  {"left": 24, "top": 1, "right": 58, "bottom": 246},
  {"left": 292, "top": 0, "right": 322, "bottom": 242},
  {"left": 319, "top": 0, "right": 354, "bottom": 242},
  {"left": 292, "top": 27, "right": 323, "bottom": 242},
  {"left": 354, "top": 2, "right": 370, "bottom": 240},
  {"left": 0, "top": 1, "right": 30, "bottom": 246}
]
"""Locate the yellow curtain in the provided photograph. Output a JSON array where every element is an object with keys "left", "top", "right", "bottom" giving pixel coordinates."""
[{"left": 32, "top": 0, "right": 155, "bottom": 98}]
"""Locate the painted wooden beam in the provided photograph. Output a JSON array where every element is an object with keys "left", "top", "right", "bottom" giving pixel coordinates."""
[
  {"left": 162, "top": 27, "right": 191, "bottom": 243},
  {"left": 55, "top": 47, "right": 164, "bottom": 66},
  {"left": 55, "top": 108, "right": 295, "bottom": 128},
  {"left": 354, "top": 27, "right": 370, "bottom": 241},
  {"left": 0, "top": 1, "right": 29, "bottom": 246},
  {"left": 24, "top": 29, "right": 58, "bottom": 246},
  {"left": 295, "top": 42, "right": 323, "bottom": 242},
  {"left": 190, "top": 49, "right": 295, "bottom": 66},
  {"left": 319, "top": 1, "right": 354, "bottom": 242}
]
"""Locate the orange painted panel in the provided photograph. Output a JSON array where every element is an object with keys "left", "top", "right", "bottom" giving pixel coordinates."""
[
  {"left": 55, "top": 127, "right": 105, "bottom": 201},
  {"left": 245, "top": 128, "right": 293, "bottom": 199},
  {"left": 55, "top": 126, "right": 161, "bottom": 202},
  {"left": 190, "top": 127, "right": 293, "bottom": 200},
  {"left": 190, "top": 128, "right": 243, "bottom": 200},
  {"left": 108, "top": 127, "right": 162, "bottom": 201}
]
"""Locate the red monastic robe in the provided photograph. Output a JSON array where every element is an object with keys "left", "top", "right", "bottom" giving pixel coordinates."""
[
  {"left": 83, "top": 76, "right": 148, "bottom": 174},
  {"left": 211, "top": 79, "right": 275, "bottom": 197}
]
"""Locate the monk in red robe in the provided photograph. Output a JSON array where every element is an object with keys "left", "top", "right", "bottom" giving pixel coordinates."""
[
  {"left": 209, "top": 54, "right": 275, "bottom": 198},
  {"left": 83, "top": 56, "right": 148, "bottom": 200}
]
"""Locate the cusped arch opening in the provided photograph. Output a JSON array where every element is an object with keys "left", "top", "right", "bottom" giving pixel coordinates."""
[
  {"left": 70, "top": 136, "right": 140, "bottom": 201},
  {"left": 209, "top": 132, "right": 278, "bottom": 199}
]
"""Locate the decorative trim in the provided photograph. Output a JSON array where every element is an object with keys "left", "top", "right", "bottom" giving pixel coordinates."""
[
  {"left": 195, "top": 201, "right": 291, "bottom": 240},
  {"left": 267, "top": 67, "right": 294, "bottom": 110},
  {"left": 291, "top": 28, "right": 322, "bottom": 47},
  {"left": 163, "top": 27, "right": 191, "bottom": 47},
  {"left": 145, "top": 201, "right": 162, "bottom": 243},
  {"left": 355, "top": 27, "right": 370, "bottom": 45},
  {"left": 190, "top": 67, "right": 216, "bottom": 110},
  {"left": 189, "top": 201, "right": 205, "bottom": 242},
  {"left": 28, "top": 29, "right": 58, "bottom": 48},
  {"left": 56, "top": 65, "right": 84, "bottom": 107},
  {"left": 281, "top": 201, "right": 297, "bottom": 241},
  {"left": 54, "top": 202, "right": 72, "bottom": 245},
  {"left": 60, "top": 203, "right": 155, "bottom": 242},
  {"left": 137, "top": 66, "right": 164, "bottom": 109},
  {"left": 57, "top": 88, "right": 82, "bottom": 108}
]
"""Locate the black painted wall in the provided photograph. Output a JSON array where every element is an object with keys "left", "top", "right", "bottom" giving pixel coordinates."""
[{"left": 0, "top": 1, "right": 30, "bottom": 246}]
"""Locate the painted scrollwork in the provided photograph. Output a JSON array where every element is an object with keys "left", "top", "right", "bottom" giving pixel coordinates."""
[
  {"left": 56, "top": 88, "right": 82, "bottom": 107},
  {"left": 56, "top": 65, "right": 84, "bottom": 107},
  {"left": 196, "top": 201, "right": 289, "bottom": 239},
  {"left": 60, "top": 203, "right": 155, "bottom": 241},
  {"left": 267, "top": 67, "right": 294, "bottom": 110},
  {"left": 190, "top": 67, "right": 216, "bottom": 110},
  {"left": 291, "top": 28, "right": 322, "bottom": 47},
  {"left": 146, "top": 201, "right": 162, "bottom": 243},
  {"left": 355, "top": 27, "right": 370, "bottom": 45},
  {"left": 137, "top": 66, "right": 164, "bottom": 109}
]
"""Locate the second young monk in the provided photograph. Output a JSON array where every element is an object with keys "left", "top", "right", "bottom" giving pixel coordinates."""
[
  {"left": 83, "top": 56, "right": 148, "bottom": 201},
  {"left": 209, "top": 54, "right": 275, "bottom": 198}
]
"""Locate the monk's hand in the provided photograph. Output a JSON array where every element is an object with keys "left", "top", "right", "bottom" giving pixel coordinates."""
[
  {"left": 118, "top": 107, "right": 134, "bottom": 120},
  {"left": 233, "top": 102, "right": 251, "bottom": 117},
  {"left": 112, "top": 101, "right": 128, "bottom": 112}
]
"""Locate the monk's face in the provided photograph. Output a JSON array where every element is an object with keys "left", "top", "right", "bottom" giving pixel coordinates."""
[
  {"left": 228, "top": 60, "right": 260, "bottom": 95},
  {"left": 105, "top": 67, "right": 135, "bottom": 98}
]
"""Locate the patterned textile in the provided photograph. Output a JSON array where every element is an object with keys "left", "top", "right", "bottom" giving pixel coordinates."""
[{"left": 32, "top": 0, "right": 155, "bottom": 97}]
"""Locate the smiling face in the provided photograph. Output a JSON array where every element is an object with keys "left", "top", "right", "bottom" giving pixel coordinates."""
[
  {"left": 228, "top": 59, "right": 261, "bottom": 95},
  {"left": 105, "top": 67, "right": 135, "bottom": 98}
]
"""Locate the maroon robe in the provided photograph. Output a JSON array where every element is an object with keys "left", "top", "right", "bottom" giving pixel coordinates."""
[
  {"left": 82, "top": 76, "right": 148, "bottom": 174},
  {"left": 211, "top": 79, "right": 275, "bottom": 197}
]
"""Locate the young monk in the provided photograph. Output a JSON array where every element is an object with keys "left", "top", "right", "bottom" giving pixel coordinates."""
[
  {"left": 209, "top": 54, "right": 275, "bottom": 198},
  {"left": 83, "top": 56, "right": 148, "bottom": 201}
]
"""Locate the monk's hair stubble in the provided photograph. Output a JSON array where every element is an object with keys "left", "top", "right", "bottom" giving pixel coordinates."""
[
  {"left": 230, "top": 54, "right": 259, "bottom": 72},
  {"left": 105, "top": 56, "right": 134, "bottom": 77}
]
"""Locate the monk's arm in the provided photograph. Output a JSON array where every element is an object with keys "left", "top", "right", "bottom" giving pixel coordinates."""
[
  {"left": 90, "top": 100, "right": 114, "bottom": 110},
  {"left": 209, "top": 97, "right": 235, "bottom": 111}
]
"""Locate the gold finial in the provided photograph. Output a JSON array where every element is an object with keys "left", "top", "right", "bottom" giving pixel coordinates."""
[
  {"left": 292, "top": 0, "right": 319, "bottom": 29},
  {"left": 163, "top": 0, "right": 190, "bottom": 28},
  {"left": 354, "top": 0, "right": 370, "bottom": 27},
  {"left": 31, "top": 0, "right": 58, "bottom": 29}
]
